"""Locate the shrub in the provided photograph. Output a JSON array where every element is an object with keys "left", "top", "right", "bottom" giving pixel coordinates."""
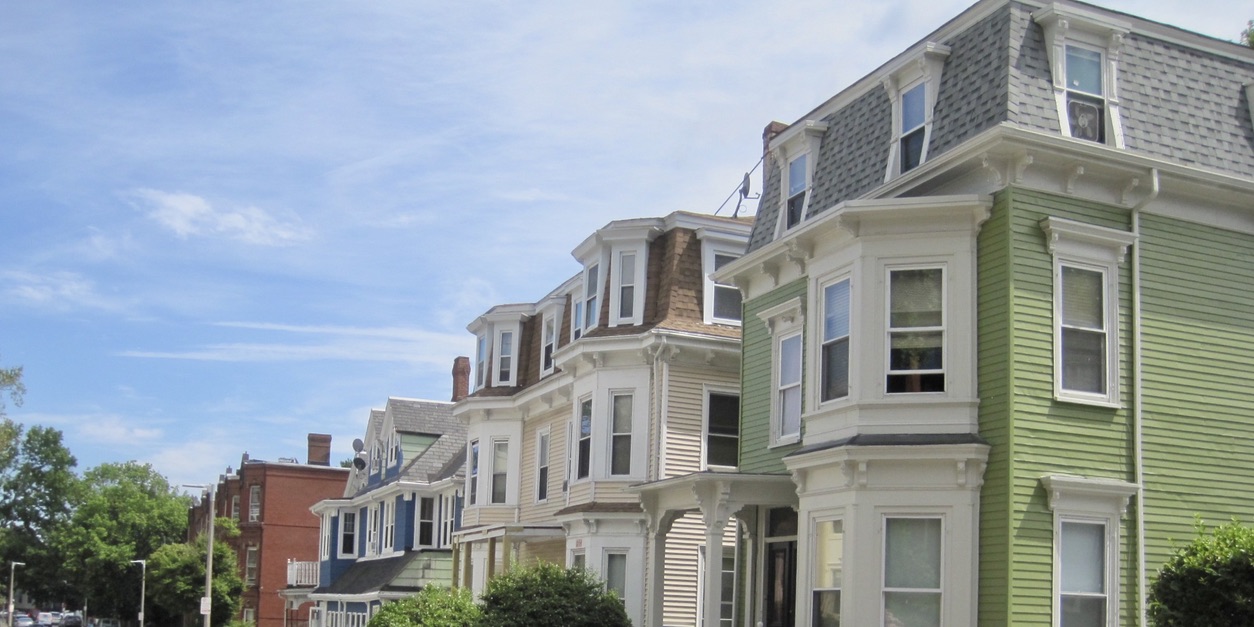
[
  {"left": 1149, "top": 520, "right": 1254, "bottom": 626},
  {"left": 368, "top": 586, "right": 481, "bottom": 627},
  {"left": 477, "top": 563, "right": 631, "bottom": 627}
]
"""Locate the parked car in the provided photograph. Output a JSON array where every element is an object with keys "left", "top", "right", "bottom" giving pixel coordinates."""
[
  {"left": 97, "top": 619, "right": 121, "bottom": 627},
  {"left": 60, "top": 615, "right": 81, "bottom": 627},
  {"left": 15, "top": 616, "right": 33, "bottom": 627},
  {"left": 36, "top": 613, "right": 55, "bottom": 626}
]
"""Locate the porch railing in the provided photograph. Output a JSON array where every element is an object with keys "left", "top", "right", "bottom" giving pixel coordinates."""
[{"left": 287, "top": 559, "right": 320, "bottom": 587}]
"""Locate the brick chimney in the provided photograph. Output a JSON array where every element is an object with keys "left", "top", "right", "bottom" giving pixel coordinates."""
[
  {"left": 307, "top": 433, "right": 332, "bottom": 466},
  {"left": 763, "top": 120, "right": 789, "bottom": 155},
  {"left": 452, "top": 356, "right": 471, "bottom": 402}
]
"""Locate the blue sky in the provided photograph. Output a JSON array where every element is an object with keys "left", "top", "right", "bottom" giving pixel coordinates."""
[{"left": 0, "top": 1, "right": 1242, "bottom": 488}]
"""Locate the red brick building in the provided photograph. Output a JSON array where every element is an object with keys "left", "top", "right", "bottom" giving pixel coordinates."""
[{"left": 188, "top": 434, "right": 349, "bottom": 627}]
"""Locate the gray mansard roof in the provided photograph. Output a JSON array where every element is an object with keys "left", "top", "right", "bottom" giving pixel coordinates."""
[{"left": 747, "top": 0, "right": 1254, "bottom": 252}]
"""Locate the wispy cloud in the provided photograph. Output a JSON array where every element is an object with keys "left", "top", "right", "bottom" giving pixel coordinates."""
[
  {"left": 132, "top": 188, "right": 312, "bottom": 246},
  {"left": 0, "top": 269, "right": 127, "bottom": 313}
]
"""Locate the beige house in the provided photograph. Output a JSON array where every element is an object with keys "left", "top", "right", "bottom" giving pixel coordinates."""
[{"left": 452, "top": 211, "right": 751, "bottom": 626}]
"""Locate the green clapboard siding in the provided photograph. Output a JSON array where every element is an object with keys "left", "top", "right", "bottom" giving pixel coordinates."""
[{"left": 739, "top": 278, "right": 806, "bottom": 473}]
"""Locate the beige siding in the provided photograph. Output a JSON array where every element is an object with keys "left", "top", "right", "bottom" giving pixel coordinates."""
[
  {"left": 519, "top": 406, "right": 569, "bottom": 524},
  {"left": 663, "top": 364, "right": 739, "bottom": 478}
]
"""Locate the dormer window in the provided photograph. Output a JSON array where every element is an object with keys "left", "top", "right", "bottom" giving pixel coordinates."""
[
  {"left": 573, "top": 263, "right": 601, "bottom": 339},
  {"left": 1034, "top": 3, "right": 1129, "bottom": 148},
  {"left": 883, "top": 42, "right": 949, "bottom": 181},
  {"left": 541, "top": 312, "right": 557, "bottom": 375},
  {"left": 496, "top": 329, "right": 514, "bottom": 385},
  {"left": 786, "top": 154, "right": 808, "bottom": 229},
  {"left": 609, "top": 244, "right": 647, "bottom": 327},
  {"left": 386, "top": 433, "right": 397, "bottom": 466},
  {"left": 770, "top": 121, "right": 826, "bottom": 237},
  {"left": 701, "top": 231, "right": 745, "bottom": 325},
  {"left": 474, "top": 335, "right": 488, "bottom": 390},
  {"left": 617, "top": 252, "right": 637, "bottom": 320}
]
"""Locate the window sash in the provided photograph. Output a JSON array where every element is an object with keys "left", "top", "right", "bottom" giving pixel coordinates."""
[
  {"left": 469, "top": 440, "right": 479, "bottom": 505},
  {"left": 537, "top": 432, "right": 550, "bottom": 501},
  {"left": 1060, "top": 265, "right": 1108, "bottom": 395},
  {"left": 577, "top": 399, "right": 592, "bottom": 479},
  {"left": 606, "top": 552, "right": 628, "bottom": 598},
  {"left": 418, "top": 497, "right": 434, "bottom": 546},
  {"left": 887, "top": 268, "right": 945, "bottom": 393},
  {"left": 618, "top": 252, "right": 636, "bottom": 320},
  {"left": 475, "top": 335, "right": 487, "bottom": 389},
  {"left": 382, "top": 501, "right": 394, "bottom": 550},
  {"left": 705, "top": 393, "right": 739, "bottom": 468},
  {"left": 497, "top": 331, "right": 513, "bottom": 383},
  {"left": 542, "top": 316, "right": 556, "bottom": 372},
  {"left": 249, "top": 486, "right": 261, "bottom": 522},
  {"left": 822, "top": 280, "right": 851, "bottom": 402},
  {"left": 491, "top": 441, "right": 508, "bottom": 504},
  {"left": 340, "top": 512, "right": 356, "bottom": 556},
  {"left": 713, "top": 253, "right": 743, "bottom": 322},
  {"left": 787, "top": 155, "right": 808, "bottom": 228},
  {"left": 610, "top": 394, "right": 633, "bottom": 475},
  {"left": 584, "top": 264, "right": 600, "bottom": 330},
  {"left": 778, "top": 334, "right": 802, "bottom": 439},
  {"left": 883, "top": 517, "right": 943, "bottom": 627}
]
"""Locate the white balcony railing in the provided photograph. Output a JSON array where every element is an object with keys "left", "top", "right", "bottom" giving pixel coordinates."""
[{"left": 287, "top": 559, "right": 320, "bottom": 587}]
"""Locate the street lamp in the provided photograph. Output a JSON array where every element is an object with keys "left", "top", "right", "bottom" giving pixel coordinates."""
[
  {"left": 184, "top": 484, "right": 215, "bottom": 627},
  {"left": 6, "top": 561, "right": 23, "bottom": 627},
  {"left": 130, "top": 560, "right": 146, "bottom": 627}
]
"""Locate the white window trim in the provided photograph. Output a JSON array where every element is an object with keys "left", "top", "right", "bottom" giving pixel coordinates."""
[
  {"left": 248, "top": 485, "right": 261, "bottom": 522},
  {"left": 490, "top": 438, "right": 510, "bottom": 505},
  {"left": 581, "top": 262, "right": 603, "bottom": 333},
  {"left": 231, "top": 495, "right": 240, "bottom": 521},
  {"left": 492, "top": 324, "right": 520, "bottom": 387},
  {"left": 536, "top": 428, "right": 551, "bottom": 502},
  {"left": 573, "top": 396, "right": 593, "bottom": 482},
  {"left": 881, "top": 515, "right": 945, "bottom": 627},
  {"left": 1041, "top": 474, "right": 1138, "bottom": 627},
  {"left": 758, "top": 297, "right": 804, "bottom": 447},
  {"left": 338, "top": 510, "right": 357, "bottom": 559},
  {"left": 809, "top": 517, "right": 844, "bottom": 627},
  {"left": 1034, "top": 4, "right": 1130, "bottom": 148},
  {"left": 319, "top": 513, "right": 331, "bottom": 560},
  {"left": 702, "top": 386, "right": 740, "bottom": 471},
  {"left": 1042, "top": 217, "right": 1134, "bottom": 407},
  {"left": 382, "top": 499, "right": 395, "bottom": 552},
  {"left": 885, "top": 264, "right": 947, "bottom": 395},
  {"left": 609, "top": 245, "right": 647, "bottom": 327},
  {"left": 771, "top": 121, "right": 827, "bottom": 237},
  {"left": 366, "top": 504, "right": 379, "bottom": 556},
  {"left": 474, "top": 334, "right": 488, "bottom": 390},
  {"left": 541, "top": 312, "right": 558, "bottom": 376},
  {"left": 468, "top": 439, "right": 480, "bottom": 505},
  {"left": 386, "top": 432, "right": 397, "bottom": 466},
  {"left": 702, "top": 240, "right": 744, "bottom": 326},
  {"left": 818, "top": 274, "right": 854, "bottom": 406},
  {"left": 882, "top": 42, "right": 950, "bottom": 181},
  {"left": 603, "top": 549, "right": 630, "bottom": 598},
  {"left": 607, "top": 391, "right": 634, "bottom": 477},
  {"left": 416, "top": 496, "right": 435, "bottom": 548}
]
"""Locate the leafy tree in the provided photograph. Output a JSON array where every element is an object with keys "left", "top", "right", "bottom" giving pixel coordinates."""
[
  {"left": 0, "top": 423, "right": 78, "bottom": 605},
  {"left": 52, "top": 462, "right": 190, "bottom": 618},
  {"left": 368, "top": 587, "right": 481, "bottom": 627},
  {"left": 1243, "top": 20, "right": 1254, "bottom": 48},
  {"left": 149, "top": 517, "right": 245, "bottom": 627},
  {"left": 477, "top": 563, "right": 630, "bottom": 627},
  {"left": 1149, "top": 519, "right": 1254, "bottom": 626},
  {"left": 0, "top": 361, "right": 22, "bottom": 419}
]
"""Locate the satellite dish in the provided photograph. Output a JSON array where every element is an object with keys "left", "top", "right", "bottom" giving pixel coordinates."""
[
  {"left": 352, "top": 456, "right": 366, "bottom": 471},
  {"left": 352, "top": 438, "right": 365, "bottom": 453},
  {"left": 739, "top": 172, "right": 751, "bottom": 199}
]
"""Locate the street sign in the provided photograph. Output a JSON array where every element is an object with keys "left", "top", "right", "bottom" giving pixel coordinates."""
[{"left": 200, "top": 597, "right": 211, "bottom": 615}]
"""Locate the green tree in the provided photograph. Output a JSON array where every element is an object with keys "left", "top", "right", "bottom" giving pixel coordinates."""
[
  {"left": 52, "top": 462, "right": 190, "bottom": 618},
  {"left": 0, "top": 361, "right": 23, "bottom": 419},
  {"left": 1243, "top": 20, "right": 1254, "bottom": 48},
  {"left": 1149, "top": 519, "right": 1254, "bottom": 626},
  {"left": 0, "top": 423, "right": 78, "bottom": 605},
  {"left": 368, "top": 587, "right": 481, "bottom": 627},
  {"left": 149, "top": 517, "right": 245, "bottom": 627},
  {"left": 477, "top": 563, "right": 630, "bottom": 627}
]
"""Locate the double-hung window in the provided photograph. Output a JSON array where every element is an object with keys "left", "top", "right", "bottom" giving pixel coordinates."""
[
  {"left": 821, "top": 279, "right": 851, "bottom": 402},
  {"left": 1060, "top": 521, "right": 1107, "bottom": 625},
  {"left": 1034, "top": 6, "right": 1129, "bottom": 148},
  {"left": 786, "top": 154, "right": 808, "bottom": 229},
  {"left": 366, "top": 505, "right": 379, "bottom": 555},
  {"left": 320, "top": 513, "right": 331, "bottom": 560},
  {"left": 491, "top": 440, "right": 509, "bottom": 504},
  {"left": 248, "top": 485, "right": 261, "bottom": 522},
  {"left": 813, "top": 520, "right": 844, "bottom": 627},
  {"left": 468, "top": 440, "right": 480, "bottom": 505},
  {"left": 617, "top": 251, "right": 637, "bottom": 322},
  {"left": 1064, "top": 45, "right": 1105, "bottom": 143},
  {"left": 583, "top": 263, "right": 600, "bottom": 332},
  {"left": 339, "top": 511, "right": 357, "bottom": 557},
  {"left": 475, "top": 334, "right": 488, "bottom": 389},
  {"left": 778, "top": 333, "right": 803, "bottom": 441},
  {"left": 536, "top": 431, "right": 550, "bottom": 501},
  {"left": 887, "top": 267, "right": 945, "bottom": 394},
  {"left": 609, "top": 393, "right": 633, "bottom": 476},
  {"left": 704, "top": 392, "right": 740, "bottom": 469},
  {"left": 712, "top": 253, "right": 742, "bottom": 323},
  {"left": 605, "top": 551, "right": 629, "bottom": 599},
  {"left": 899, "top": 82, "right": 927, "bottom": 173},
  {"left": 576, "top": 398, "right": 592, "bottom": 480},
  {"left": 231, "top": 495, "right": 240, "bottom": 521},
  {"left": 382, "top": 500, "right": 395, "bottom": 551},
  {"left": 417, "top": 497, "right": 435, "bottom": 547},
  {"left": 496, "top": 330, "right": 514, "bottom": 385},
  {"left": 245, "top": 546, "right": 258, "bottom": 585},
  {"left": 883, "top": 517, "right": 943, "bottom": 627},
  {"left": 542, "top": 314, "right": 557, "bottom": 374},
  {"left": 1042, "top": 217, "right": 1133, "bottom": 406}
]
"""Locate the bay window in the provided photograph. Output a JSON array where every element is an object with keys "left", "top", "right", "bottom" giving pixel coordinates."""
[
  {"left": 887, "top": 267, "right": 945, "bottom": 394},
  {"left": 882, "top": 517, "right": 943, "bottom": 627},
  {"left": 610, "top": 393, "right": 633, "bottom": 476},
  {"left": 813, "top": 520, "right": 844, "bottom": 627},
  {"left": 821, "top": 278, "right": 851, "bottom": 402}
]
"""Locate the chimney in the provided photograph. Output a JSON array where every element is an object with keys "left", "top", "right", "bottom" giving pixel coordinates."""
[
  {"left": 452, "top": 356, "right": 471, "bottom": 402},
  {"left": 763, "top": 120, "right": 789, "bottom": 156},
  {"left": 307, "top": 433, "right": 332, "bottom": 466}
]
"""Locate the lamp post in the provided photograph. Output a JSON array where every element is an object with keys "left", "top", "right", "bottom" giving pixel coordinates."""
[
  {"left": 6, "top": 562, "right": 24, "bottom": 627},
  {"left": 130, "top": 560, "right": 146, "bottom": 627},
  {"left": 184, "top": 484, "right": 215, "bottom": 627}
]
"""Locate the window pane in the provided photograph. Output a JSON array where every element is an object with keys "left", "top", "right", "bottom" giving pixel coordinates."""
[
  {"left": 890, "top": 269, "right": 942, "bottom": 328},
  {"left": 901, "top": 129, "right": 925, "bottom": 173},
  {"left": 813, "top": 591, "right": 841, "bottom": 627},
  {"left": 708, "top": 437, "right": 738, "bottom": 468},
  {"left": 1066, "top": 46, "right": 1102, "bottom": 96},
  {"left": 1062, "top": 267, "right": 1104, "bottom": 329},
  {"left": 619, "top": 253, "right": 636, "bottom": 319},
  {"left": 780, "top": 335, "right": 802, "bottom": 385},
  {"left": 814, "top": 520, "right": 844, "bottom": 589},
  {"left": 823, "top": 280, "right": 850, "bottom": 340},
  {"left": 890, "top": 331, "right": 943, "bottom": 370},
  {"left": 1061, "top": 522, "right": 1105, "bottom": 594},
  {"left": 1066, "top": 96, "right": 1105, "bottom": 143},
  {"left": 781, "top": 386, "right": 801, "bottom": 436},
  {"left": 788, "top": 193, "right": 805, "bottom": 228},
  {"left": 789, "top": 155, "right": 807, "bottom": 196},
  {"left": 1061, "top": 595, "right": 1105, "bottom": 627},
  {"left": 606, "top": 553, "right": 628, "bottom": 598},
  {"left": 708, "top": 394, "right": 739, "bottom": 436},
  {"left": 884, "top": 591, "right": 941, "bottom": 627},
  {"left": 612, "top": 395, "right": 632, "bottom": 432},
  {"left": 1062, "top": 329, "right": 1106, "bottom": 393},
  {"left": 611, "top": 435, "right": 631, "bottom": 475},
  {"left": 767, "top": 507, "right": 798, "bottom": 537},
  {"left": 885, "top": 518, "right": 941, "bottom": 589},
  {"left": 822, "top": 338, "right": 849, "bottom": 401},
  {"left": 901, "top": 83, "right": 926, "bottom": 132},
  {"left": 714, "top": 285, "right": 743, "bottom": 321}
]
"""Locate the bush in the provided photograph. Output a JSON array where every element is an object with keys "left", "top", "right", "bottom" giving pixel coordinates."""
[
  {"left": 477, "top": 563, "right": 630, "bottom": 627},
  {"left": 1149, "top": 520, "right": 1254, "bottom": 626},
  {"left": 368, "top": 586, "right": 481, "bottom": 627}
]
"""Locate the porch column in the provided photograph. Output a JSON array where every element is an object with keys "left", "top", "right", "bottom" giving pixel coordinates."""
[
  {"left": 486, "top": 536, "right": 498, "bottom": 581},
  {"left": 693, "top": 481, "right": 737, "bottom": 627},
  {"left": 502, "top": 532, "right": 513, "bottom": 574},
  {"left": 461, "top": 539, "right": 473, "bottom": 591},
  {"left": 450, "top": 541, "right": 461, "bottom": 589},
  {"left": 645, "top": 512, "right": 679, "bottom": 627}
]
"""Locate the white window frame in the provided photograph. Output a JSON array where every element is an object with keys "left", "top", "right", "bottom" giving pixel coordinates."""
[
  {"left": 1041, "top": 217, "right": 1134, "bottom": 407},
  {"left": 882, "top": 42, "right": 949, "bottom": 181},
  {"left": 468, "top": 440, "right": 480, "bottom": 505},
  {"left": 248, "top": 484, "right": 261, "bottom": 522},
  {"left": 811, "top": 518, "right": 844, "bottom": 627},
  {"left": 757, "top": 297, "right": 804, "bottom": 447},
  {"left": 581, "top": 263, "right": 602, "bottom": 333},
  {"left": 702, "top": 388, "right": 740, "bottom": 471},
  {"left": 231, "top": 495, "right": 240, "bottom": 521},
  {"left": 820, "top": 276, "right": 852, "bottom": 404},
  {"left": 1034, "top": 5, "right": 1130, "bottom": 149},
  {"left": 776, "top": 332, "right": 803, "bottom": 445},
  {"left": 382, "top": 499, "right": 395, "bottom": 552},
  {"left": 1041, "top": 475, "right": 1138, "bottom": 627},
  {"left": 574, "top": 397, "right": 593, "bottom": 481},
  {"left": 439, "top": 493, "right": 456, "bottom": 547},
  {"left": 881, "top": 515, "right": 944, "bottom": 627},
  {"left": 492, "top": 324, "right": 520, "bottom": 387},
  {"left": 885, "top": 265, "right": 946, "bottom": 395},
  {"left": 338, "top": 510, "right": 357, "bottom": 558},
  {"left": 536, "top": 429, "right": 551, "bottom": 502},
  {"left": 245, "top": 545, "right": 258, "bottom": 584},
  {"left": 475, "top": 333, "right": 488, "bottom": 390},
  {"left": 416, "top": 496, "right": 435, "bottom": 548},
  {"left": 702, "top": 240, "right": 744, "bottom": 325},
  {"left": 604, "top": 550, "right": 629, "bottom": 599},
  {"left": 242, "top": 608, "right": 255, "bottom": 623},
  {"left": 541, "top": 312, "right": 558, "bottom": 376},
  {"left": 319, "top": 513, "right": 331, "bottom": 560},
  {"left": 608, "top": 392, "right": 633, "bottom": 477},
  {"left": 370, "top": 442, "right": 382, "bottom": 474},
  {"left": 490, "top": 439, "right": 509, "bottom": 504},
  {"left": 366, "top": 504, "right": 379, "bottom": 556},
  {"left": 609, "top": 245, "right": 646, "bottom": 327},
  {"left": 771, "top": 121, "right": 827, "bottom": 237},
  {"left": 386, "top": 432, "right": 397, "bottom": 466}
]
